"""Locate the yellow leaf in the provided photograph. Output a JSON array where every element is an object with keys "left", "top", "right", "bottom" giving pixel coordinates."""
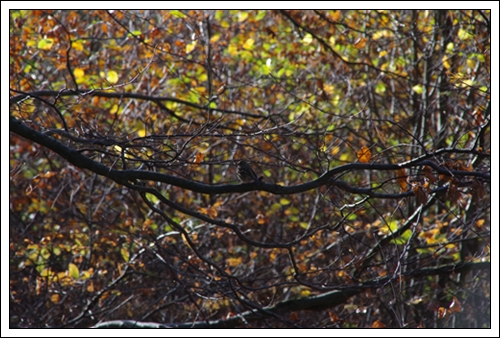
[
  {"left": 186, "top": 40, "right": 197, "bottom": 54},
  {"left": 466, "top": 59, "right": 476, "bottom": 69},
  {"left": 330, "top": 146, "right": 340, "bottom": 156},
  {"left": 110, "top": 104, "right": 119, "bottom": 114},
  {"left": 457, "top": 28, "right": 472, "bottom": 40},
  {"left": 323, "top": 83, "right": 334, "bottom": 95},
  {"left": 442, "top": 56, "right": 451, "bottom": 69},
  {"left": 106, "top": 70, "right": 119, "bottom": 84},
  {"left": 121, "top": 247, "right": 130, "bottom": 262},
  {"left": 74, "top": 68, "right": 85, "bottom": 78},
  {"left": 68, "top": 263, "right": 79, "bottom": 279},
  {"left": 329, "top": 36, "right": 336, "bottom": 47},
  {"left": 372, "top": 30, "right": 394, "bottom": 40},
  {"left": 227, "top": 257, "right": 242, "bottom": 267},
  {"left": 210, "top": 34, "right": 220, "bottom": 43},
  {"left": 243, "top": 38, "right": 254, "bottom": 50},
  {"left": 40, "top": 268, "right": 51, "bottom": 277},
  {"left": 339, "top": 152, "right": 350, "bottom": 161},
  {"left": 280, "top": 198, "right": 291, "bottom": 205},
  {"left": 197, "top": 142, "right": 210, "bottom": 153},
  {"left": 72, "top": 41, "right": 84, "bottom": 51},
  {"left": 81, "top": 269, "right": 93, "bottom": 280},
  {"left": 412, "top": 84, "right": 424, "bottom": 94},
  {"left": 357, "top": 146, "right": 371, "bottom": 163},
  {"left": 238, "top": 12, "right": 248, "bottom": 22},
  {"left": 195, "top": 86, "right": 206, "bottom": 94},
  {"left": 228, "top": 43, "right": 238, "bottom": 56},
  {"left": 137, "top": 128, "right": 146, "bottom": 137},
  {"left": 303, "top": 33, "right": 313, "bottom": 45}
]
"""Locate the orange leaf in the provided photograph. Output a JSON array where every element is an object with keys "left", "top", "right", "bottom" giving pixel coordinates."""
[
  {"left": 395, "top": 168, "right": 408, "bottom": 192},
  {"left": 438, "top": 307, "right": 447, "bottom": 319},
  {"left": 371, "top": 320, "right": 386, "bottom": 328},
  {"left": 357, "top": 146, "right": 371, "bottom": 163},
  {"left": 194, "top": 152, "right": 204, "bottom": 163}
]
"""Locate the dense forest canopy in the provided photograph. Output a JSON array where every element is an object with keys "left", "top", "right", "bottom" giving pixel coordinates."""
[{"left": 9, "top": 9, "right": 491, "bottom": 328}]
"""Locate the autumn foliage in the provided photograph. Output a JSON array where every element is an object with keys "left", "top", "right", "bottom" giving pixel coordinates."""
[{"left": 9, "top": 10, "right": 490, "bottom": 328}]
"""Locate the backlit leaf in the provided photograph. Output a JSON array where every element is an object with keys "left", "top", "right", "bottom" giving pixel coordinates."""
[
  {"left": 106, "top": 70, "right": 119, "bottom": 84},
  {"left": 68, "top": 263, "right": 79, "bottom": 279},
  {"left": 186, "top": 40, "right": 197, "bottom": 54},
  {"left": 171, "top": 10, "right": 186, "bottom": 18},
  {"left": 357, "top": 146, "right": 371, "bottom": 163},
  {"left": 74, "top": 68, "right": 85, "bottom": 78}
]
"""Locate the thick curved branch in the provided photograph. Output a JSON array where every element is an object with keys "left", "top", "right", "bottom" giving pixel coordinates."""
[
  {"left": 92, "top": 260, "right": 489, "bottom": 328},
  {"left": 10, "top": 115, "right": 490, "bottom": 197}
]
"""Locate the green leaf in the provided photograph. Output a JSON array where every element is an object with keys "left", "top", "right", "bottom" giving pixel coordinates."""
[
  {"left": 145, "top": 192, "right": 159, "bottom": 204},
  {"left": 171, "top": 10, "right": 186, "bottom": 18},
  {"left": 280, "top": 198, "right": 291, "bottom": 205},
  {"left": 40, "top": 247, "right": 51, "bottom": 260},
  {"left": 37, "top": 38, "right": 54, "bottom": 50},
  {"left": 375, "top": 82, "right": 386, "bottom": 94},
  {"left": 255, "top": 10, "right": 267, "bottom": 21},
  {"left": 299, "top": 222, "right": 309, "bottom": 229},
  {"left": 347, "top": 213, "right": 357, "bottom": 221},
  {"left": 270, "top": 203, "right": 281, "bottom": 212}
]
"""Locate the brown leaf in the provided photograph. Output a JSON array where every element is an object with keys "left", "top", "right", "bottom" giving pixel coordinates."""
[
  {"left": 449, "top": 296, "right": 462, "bottom": 313},
  {"left": 410, "top": 181, "right": 428, "bottom": 205},
  {"left": 447, "top": 180, "right": 462, "bottom": 206},
  {"left": 470, "top": 179, "right": 486, "bottom": 200},
  {"left": 422, "top": 165, "right": 437, "bottom": 184},
  {"left": 328, "top": 311, "right": 340, "bottom": 322}
]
